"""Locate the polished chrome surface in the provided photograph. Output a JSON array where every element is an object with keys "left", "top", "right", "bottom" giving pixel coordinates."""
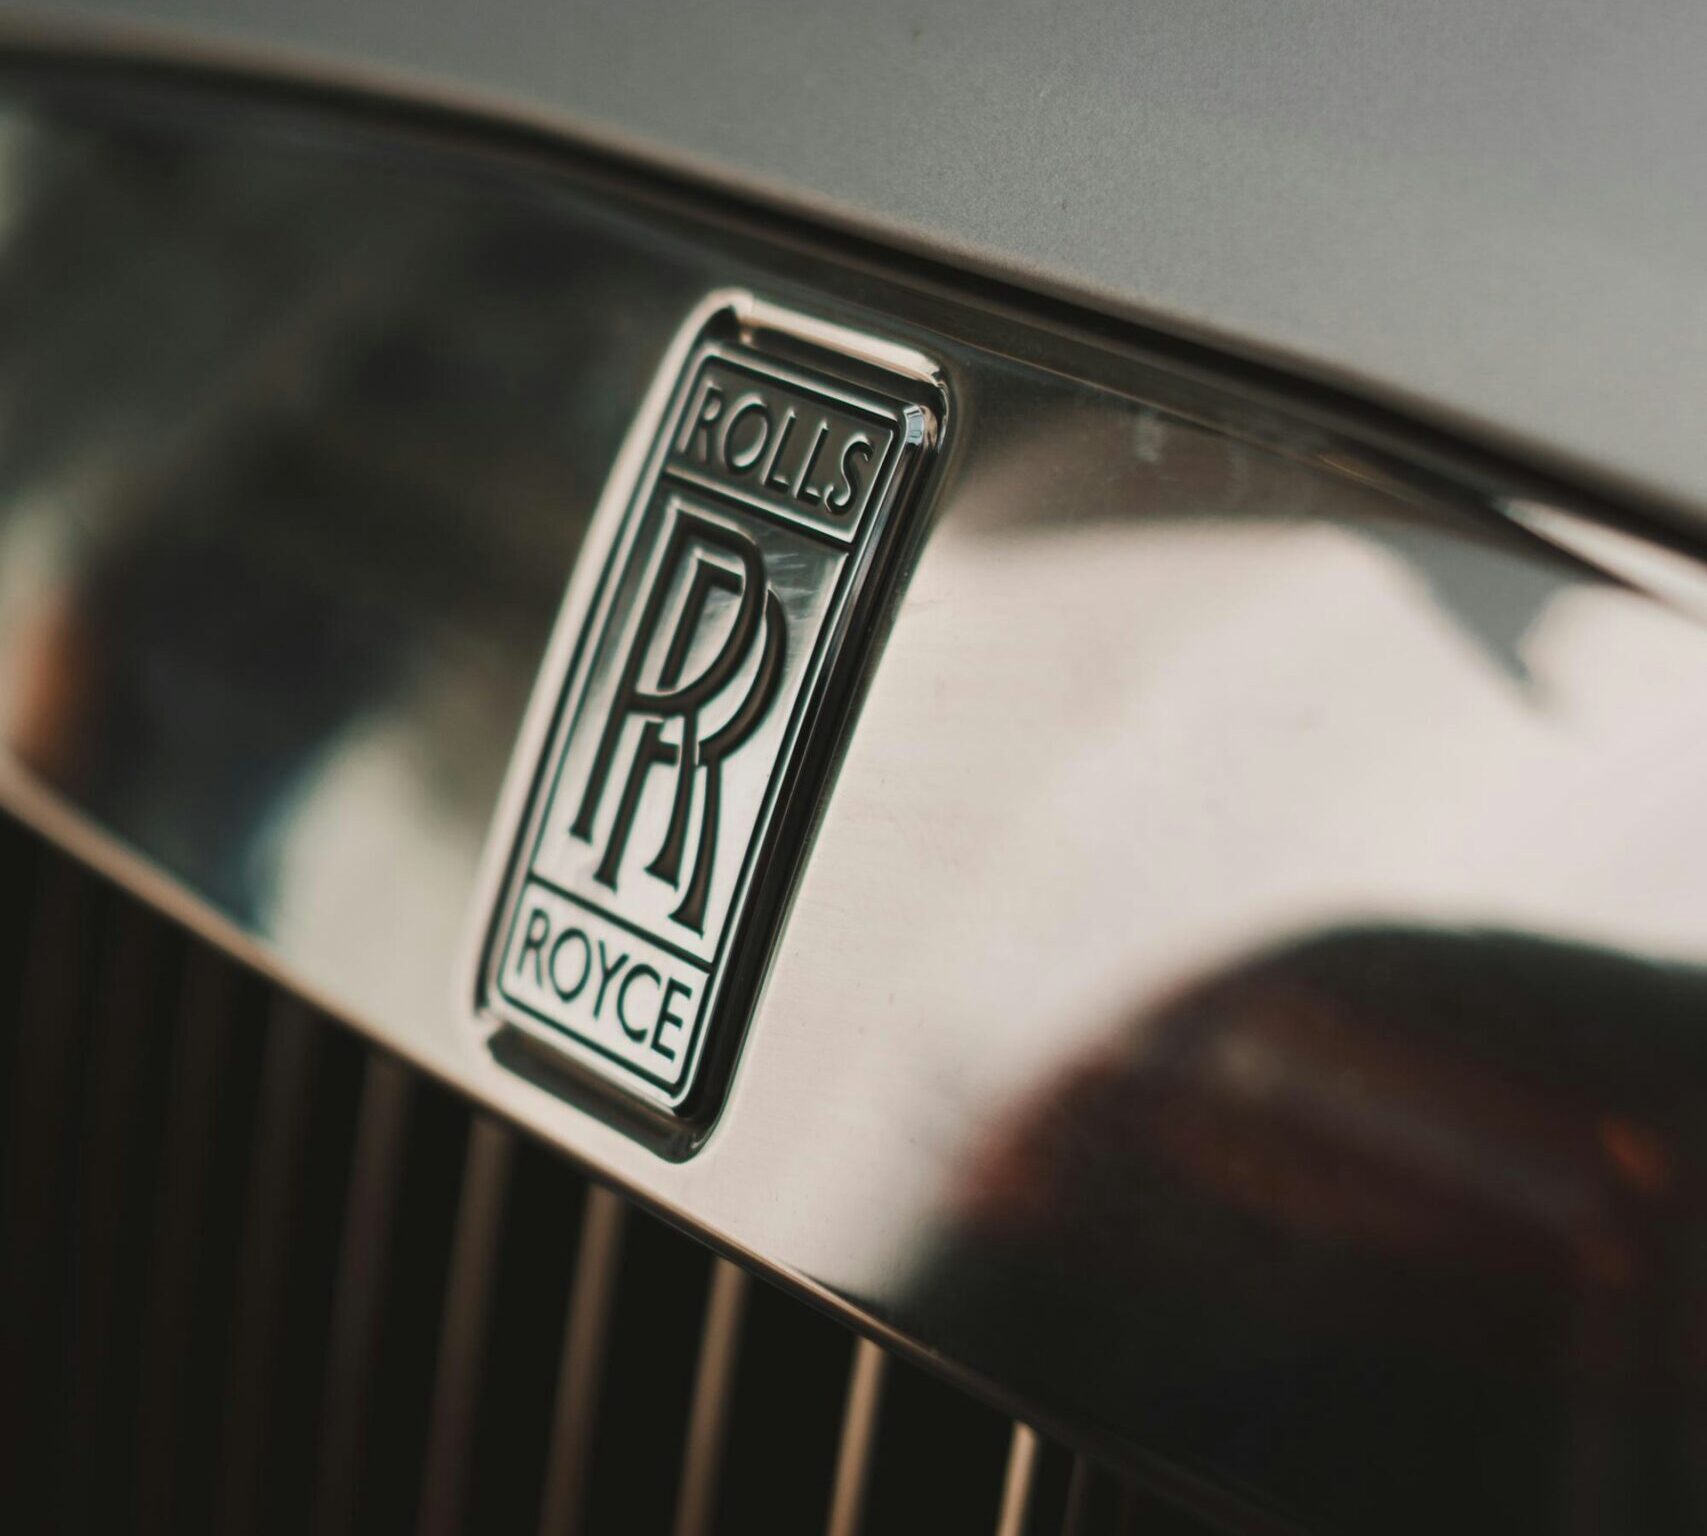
[
  {"left": 3, "top": 2, "right": 1707, "bottom": 528},
  {"left": 475, "top": 296, "right": 938, "bottom": 1119},
  {"left": 6, "top": 77, "right": 1707, "bottom": 1530}
]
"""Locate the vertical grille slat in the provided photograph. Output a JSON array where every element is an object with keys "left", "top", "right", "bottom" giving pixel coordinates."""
[
  {"left": 350, "top": 1075, "right": 472, "bottom": 1534},
  {"left": 536, "top": 1183, "right": 628, "bottom": 1536},
  {"left": 314, "top": 1049, "right": 415, "bottom": 1536},
  {"left": 0, "top": 812, "right": 44, "bottom": 1143},
  {"left": 859, "top": 1346, "right": 1013, "bottom": 1535},
  {"left": 578, "top": 1197, "right": 713, "bottom": 1534},
  {"left": 417, "top": 1115, "right": 516, "bottom": 1536},
  {"left": 131, "top": 945, "right": 244, "bottom": 1536},
  {"left": 0, "top": 821, "right": 1240, "bottom": 1536},
  {"left": 68, "top": 898, "right": 184, "bottom": 1536},
  {"left": 670, "top": 1258, "right": 750, "bottom": 1536},
  {"left": 825, "top": 1338, "right": 888, "bottom": 1536},
  {"left": 1, "top": 852, "right": 100, "bottom": 1521},
  {"left": 1012, "top": 1437, "right": 1077, "bottom": 1536},
  {"left": 169, "top": 956, "right": 274, "bottom": 1536},
  {"left": 1062, "top": 1460, "right": 1096, "bottom": 1536},
  {"left": 997, "top": 1425, "right": 1045, "bottom": 1536},
  {"left": 217, "top": 996, "right": 322, "bottom": 1536},
  {"left": 1060, "top": 1456, "right": 1222, "bottom": 1536},
  {"left": 463, "top": 1129, "right": 589, "bottom": 1534},
  {"left": 705, "top": 1256, "right": 851, "bottom": 1532},
  {"left": 63, "top": 899, "right": 170, "bottom": 1536},
  {"left": 261, "top": 1009, "right": 368, "bottom": 1536}
]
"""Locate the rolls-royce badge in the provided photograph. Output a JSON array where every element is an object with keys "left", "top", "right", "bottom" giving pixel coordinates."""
[{"left": 474, "top": 295, "right": 939, "bottom": 1119}]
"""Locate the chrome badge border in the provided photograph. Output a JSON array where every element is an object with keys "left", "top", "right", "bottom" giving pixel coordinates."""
[{"left": 465, "top": 292, "right": 942, "bottom": 1139}]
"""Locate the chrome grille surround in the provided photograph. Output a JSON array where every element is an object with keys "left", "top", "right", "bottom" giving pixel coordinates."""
[
  {"left": 0, "top": 826, "right": 1170, "bottom": 1535},
  {"left": 4, "top": 64, "right": 1707, "bottom": 1533}
]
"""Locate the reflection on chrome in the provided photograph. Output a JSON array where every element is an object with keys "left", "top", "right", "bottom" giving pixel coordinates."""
[
  {"left": 940, "top": 926, "right": 1707, "bottom": 1527},
  {"left": 2, "top": 76, "right": 1707, "bottom": 1530}
]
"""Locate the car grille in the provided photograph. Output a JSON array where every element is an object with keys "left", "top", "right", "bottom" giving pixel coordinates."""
[{"left": 0, "top": 818, "right": 1214, "bottom": 1536}]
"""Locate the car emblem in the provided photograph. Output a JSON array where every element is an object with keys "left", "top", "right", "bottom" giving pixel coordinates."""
[{"left": 473, "top": 294, "right": 941, "bottom": 1122}]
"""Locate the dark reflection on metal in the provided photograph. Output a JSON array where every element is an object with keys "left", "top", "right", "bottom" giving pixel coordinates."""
[
  {"left": 930, "top": 927, "right": 1707, "bottom": 1531},
  {"left": 0, "top": 80, "right": 698, "bottom": 923}
]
